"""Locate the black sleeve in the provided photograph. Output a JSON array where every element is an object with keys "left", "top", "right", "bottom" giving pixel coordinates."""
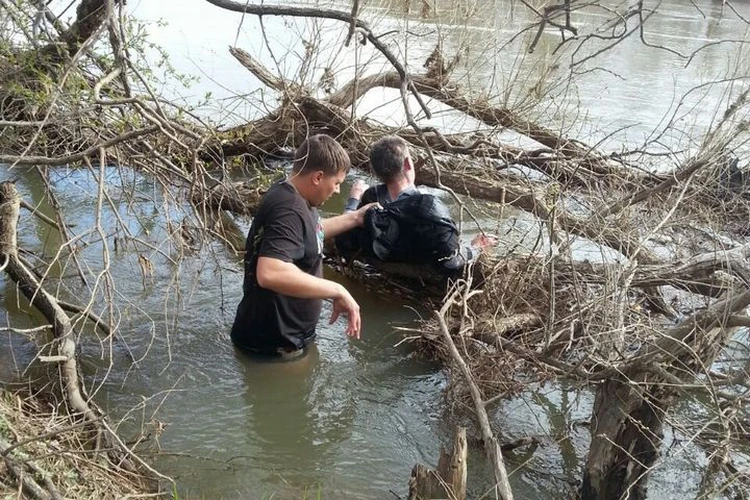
[
  {"left": 257, "top": 206, "right": 306, "bottom": 262},
  {"left": 431, "top": 197, "right": 475, "bottom": 271},
  {"left": 344, "top": 197, "right": 360, "bottom": 212},
  {"left": 439, "top": 245, "right": 475, "bottom": 271},
  {"left": 357, "top": 187, "right": 378, "bottom": 209}
]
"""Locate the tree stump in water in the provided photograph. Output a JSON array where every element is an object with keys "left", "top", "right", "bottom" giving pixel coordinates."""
[{"left": 408, "top": 426, "right": 467, "bottom": 500}]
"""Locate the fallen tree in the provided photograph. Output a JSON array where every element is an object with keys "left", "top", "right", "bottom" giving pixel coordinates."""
[{"left": 0, "top": 181, "right": 168, "bottom": 496}]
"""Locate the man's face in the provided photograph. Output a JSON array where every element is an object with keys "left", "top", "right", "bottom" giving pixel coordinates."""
[{"left": 313, "top": 169, "right": 347, "bottom": 206}]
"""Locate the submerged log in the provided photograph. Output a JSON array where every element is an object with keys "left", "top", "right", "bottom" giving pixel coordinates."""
[{"left": 323, "top": 255, "right": 454, "bottom": 306}]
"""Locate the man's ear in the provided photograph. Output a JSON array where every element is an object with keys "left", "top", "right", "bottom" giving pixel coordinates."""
[
  {"left": 403, "top": 156, "right": 413, "bottom": 172},
  {"left": 311, "top": 170, "right": 324, "bottom": 185}
]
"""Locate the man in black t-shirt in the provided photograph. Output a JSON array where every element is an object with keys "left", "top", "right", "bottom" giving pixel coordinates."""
[{"left": 231, "top": 135, "right": 377, "bottom": 357}]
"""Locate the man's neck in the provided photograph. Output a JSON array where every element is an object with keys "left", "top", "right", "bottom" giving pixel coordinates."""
[
  {"left": 386, "top": 177, "right": 413, "bottom": 201},
  {"left": 288, "top": 175, "right": 313, "bottom": 206}
]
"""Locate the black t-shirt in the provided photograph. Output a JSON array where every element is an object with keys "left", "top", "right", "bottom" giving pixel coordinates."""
[{"left": 231, "top": 181, "right": 324, "bottom": 353}]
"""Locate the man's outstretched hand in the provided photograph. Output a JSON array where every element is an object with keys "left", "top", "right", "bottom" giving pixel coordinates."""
[
  {"left": 329, "top": 285, "right": 361, "bottom": 339},
  {"left": 471, "top": 234, "right": 498, "bottom": 250},
  {"left": 349, "top": 179, "right": 368, "bottom": 201}
]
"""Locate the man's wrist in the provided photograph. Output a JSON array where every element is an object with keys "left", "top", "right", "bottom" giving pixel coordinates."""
[
  {"left": 344, "top": 196, "right": 360, "bottom": 212},
  {"left": 331, "top": 282, "right": 347, "bottom": 300}
]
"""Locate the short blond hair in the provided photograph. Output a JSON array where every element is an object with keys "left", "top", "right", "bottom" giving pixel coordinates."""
[{"left": 293, "top": 134, "right": 351, "bottom": 176}]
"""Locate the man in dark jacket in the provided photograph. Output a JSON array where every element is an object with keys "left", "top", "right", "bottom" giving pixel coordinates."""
[
  {"left": 231, "top": 134, "right": 377, "bottom": 358},
  {"left": 343, "top": 135, "right": 495, "bottom": 272}
]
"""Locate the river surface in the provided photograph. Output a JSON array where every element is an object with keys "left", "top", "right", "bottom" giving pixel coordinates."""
[{"left": 2, "top": 0, "right": 750, "bottom": 498}]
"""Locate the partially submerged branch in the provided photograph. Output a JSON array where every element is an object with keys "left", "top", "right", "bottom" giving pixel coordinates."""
[
  {"left": 437, "top": 282, "right": 514, "bottom": 500},
  {"left": 0, "top": 181, "right": 96, "bottom": 422}
]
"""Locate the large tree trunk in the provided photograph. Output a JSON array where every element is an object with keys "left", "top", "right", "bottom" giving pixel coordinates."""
[
  {"left": 42, "top": 0, "right": 121, "bottom": 64},
  {"left": 581, "top": 289, "right": 750, "bottom": 500}
]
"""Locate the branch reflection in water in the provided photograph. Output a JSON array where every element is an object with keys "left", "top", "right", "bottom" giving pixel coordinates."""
[{"left": 234, "top": 344, "right": 355, "bottom": 496}]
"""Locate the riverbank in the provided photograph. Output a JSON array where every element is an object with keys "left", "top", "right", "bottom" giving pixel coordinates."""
[{"left": 0, "top": 386, "right": 162, "bottom": 499}]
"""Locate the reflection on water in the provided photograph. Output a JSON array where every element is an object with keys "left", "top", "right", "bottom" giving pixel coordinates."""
[{"left": 235, "top": 346, "right": 343, "bottom": 496}]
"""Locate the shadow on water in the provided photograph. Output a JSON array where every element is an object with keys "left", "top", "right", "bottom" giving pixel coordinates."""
[{"left": 232, "top": 346, "right": 346, "bottom": 497}]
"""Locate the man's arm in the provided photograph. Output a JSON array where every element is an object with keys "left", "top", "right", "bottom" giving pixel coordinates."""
[
  {"left": 256, "top": 256, "right": 361, "bottom": 338},
  {"left": 323, "top": 202, "right": 379, "bottom": 239},
  {"left": 344, "top": 179, "right": 369, "bottom": 212},
  {"left": 431, "top": 197, "right": 498, "bottom": 271}
]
